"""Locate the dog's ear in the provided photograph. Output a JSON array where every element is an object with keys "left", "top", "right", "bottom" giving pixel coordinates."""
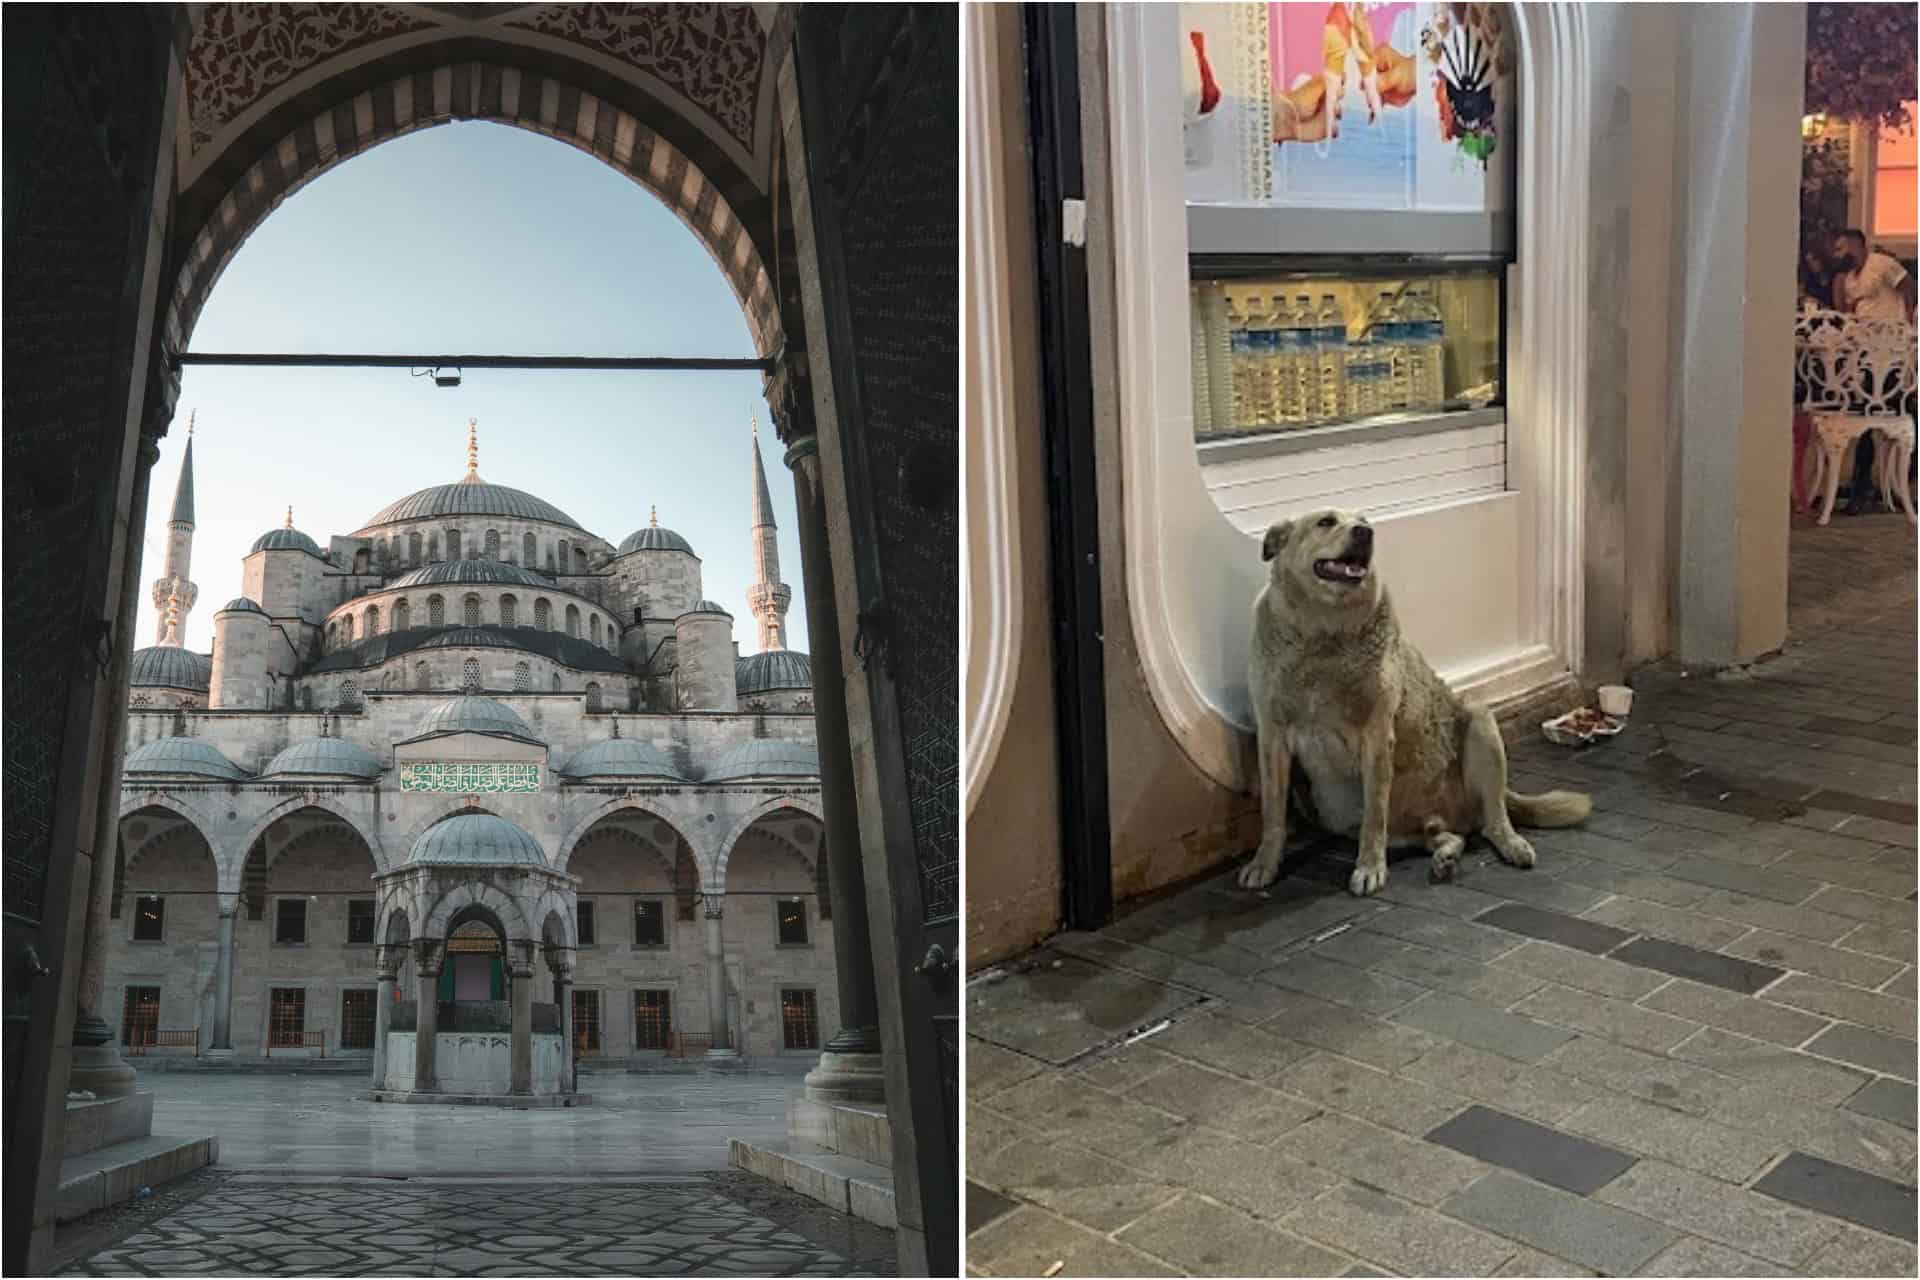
[{"left": 1261, "top": 520, "right": 1292, "bottom": 562}]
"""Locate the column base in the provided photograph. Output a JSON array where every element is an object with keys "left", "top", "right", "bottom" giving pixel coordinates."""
[
  {"left": 68, "top": 1034, "right": 138, "bottom": 1099},
  {"left": 704, "top": 1047, "right": 741, "bottom": 1060},
  {"left": 802, "top": 1050, "right": 886, "bottom": 1105},
  {"left": 203, "top": 1048, "right": 236, "bottom": 1060}
]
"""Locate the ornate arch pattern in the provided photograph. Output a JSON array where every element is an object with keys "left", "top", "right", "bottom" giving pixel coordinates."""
[
  {"left": 552, "top": 797, "right": 697, "bottom": 876},
  {"left": 710, "top": 793, "right": 823, "bottom": 891},
  {"left": 422, "top": 879, "right": 533, "bottom": 942},
  {"left": 228, "top": 795, "right": 383, "bottom": 892},
  {"left": 567, "top": 822, "right": 676, "bottom": 885},
  {"left": 114, "top": 816, "right": 219, "bottom": 918}
]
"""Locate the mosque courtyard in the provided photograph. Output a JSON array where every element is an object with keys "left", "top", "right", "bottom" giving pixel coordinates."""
[{"left": 53, "top": 1070, "right": 894, "bottom": 1275}]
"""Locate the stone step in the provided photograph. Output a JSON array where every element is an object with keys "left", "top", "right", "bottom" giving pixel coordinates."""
[
  {"left": 56, "top": 1133, "right": 218, "bottom": 1223},
  {"left": 62, "top": 1092, "right": 154, "bottom": 1160},
  {"left": 130, "top": 1055, "right": 369, "bottom": 1074},
  {"left": 788, "top": 1095, "right": 892, "bottom": 1167},
  {"left": 728, "top": 1137, "right": 895, "bottom": 1231}
]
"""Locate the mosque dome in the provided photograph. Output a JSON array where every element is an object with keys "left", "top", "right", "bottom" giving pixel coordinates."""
[
  {"left": 735, "top": 650, "right": 812, "bottom": 695},
  {"left": 702, "top": 739, "right": 819, "bottom": 782},
  {"left": 130, "top": 646, "right": 212, "bottom": 691},
  {"left": 358, "top": 478, "right": 583, "bottom": 532},
  {"left": 405, "top": 813, "right": 549, "bottom": 868},
  {"left": 413, "top": 695, "right": 540, "bottom": 742},
  {"left": 218, "top": 597, "right": 266, "bottom": 614},
  {"left": 617, "top": 525, "right": 695, "bottom": 556},
  {"left": 124, "top": 736, "right": 249, "bottom": 780},
  {"left": 388, "top": 560, "right": 553, "bottom": 591},
  {"left": 558, "top": 738, "right": 685, "bottom": 781},
  {"left": 263, "top": 737, "right": 384, "bottom": 779},
  {"left": 682, "top": 600, "right": 732, "bottom": 617},
  {"left": 251, "top": 527, "right": 324, "bottom": 556}
]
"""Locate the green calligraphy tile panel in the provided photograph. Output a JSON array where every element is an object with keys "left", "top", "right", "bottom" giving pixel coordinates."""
[{"left": 399, "top": 762, "right": 541, "bottom": 794}]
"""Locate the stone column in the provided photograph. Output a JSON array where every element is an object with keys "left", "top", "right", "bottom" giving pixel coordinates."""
[
  {"left": 412, "top": 940, "right": 440, "bottom": 1093},
  {"left": 370, "top": 945, "right": 400, "bottom": 1091},
  {"left": 208, "top": 895, "right": 238, "bottom": 1053},
  {"left": 549, "top": 948, "right": 574, "bottom": 1095},
  {"left": 784, "top": 430, "right": 885, "bottom": 1104},
  {"left": 703, "top": 901, "right": 736, "bottom": 1057},
  {"left": 508, "top": 945, "right": 534, "bottom": 1095}
]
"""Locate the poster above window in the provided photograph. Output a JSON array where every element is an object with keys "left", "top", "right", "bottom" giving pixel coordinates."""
[{"left": 1182, "top": 3, "right": 1516, "bottom": 227}]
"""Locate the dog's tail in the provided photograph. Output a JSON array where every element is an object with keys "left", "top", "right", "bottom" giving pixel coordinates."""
[{"left": 1505, "top": 788, "right": 1592, "bottom": 828}]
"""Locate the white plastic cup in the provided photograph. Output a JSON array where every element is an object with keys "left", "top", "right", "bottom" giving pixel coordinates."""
[{"left": 1597, "top": 685, "right": 1634, "bottom": 717}]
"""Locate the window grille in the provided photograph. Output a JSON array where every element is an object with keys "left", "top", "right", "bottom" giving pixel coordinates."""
[
  {"left": 409, "top": 532, "right": 422, "bottom": 564},
  {"left": 428, "top": 535, "right": 440, "bottom": 562},
  {"left": 585, "top": 682, "right": 602, "bottom": 712},
  {"left": 514, "top": 662, "right": 532, "bottom": 692},
  {"left": 464, "top": 595, "right": 481, "bottom": 627},
  {"left": 347, "top": 899, "right": 375, "bottom": 944},
  {"left": 276, "top": 898, "right": 307, "bottom": 944},
  {"left": 780, "top": 989, "right": 820, "bottom": 1050},
  {"left": 565, "top": 605, "right": 580, "bottom": 637},
  {"left": 590, "top": 615, "right": 600, "bottom": 646},
  {"left": 343, "top": 614, "right": 356, "bottom": 642},
  {"left": 133, "top": 895, "right": 165, "bottom": 941},
  {"left": 415, "top": 662, "right": 431, "bottom": 690},
  {"left": 268, "top": 988, "right": 306, "bottom": 1048},
  {"left": 428, "top": 595, "right": 445, "bottom": 627},
  {"left": 485, "top": 529, "right": 500, "bottom": 559},
  {"left": 365, "top": 606, "right": 380, "bottom": 636},
  {"left": 535, "top": 599, "right": 551, "bottom": 630},
  {"left": 634, "top": 991, "right": 672, "bottom": 1051},
  {"left": 500, "top": 595, "right": 517, "bottom": 627},
  {"left": 462, "top": 659, "right": 481, "bottom": 692},
  {"left": 121, "top": 986, "right": 160, "bottom": 1047},
  {"left": 337, "top": 681, "right": 361, "bottom": 711},
  {"left": 524, "top": 533, "right": 537, "bottom": 564},
  {"left": 558, "top": 538, "right": 571, "bottom": 570},
  {"left": 632, "top": 898, "right": 665, "bottom": 946},
  {"left": 576, "top": 900, "right": 596, "bottom": 945},
  {"left": 394, "top": 599, "right": 410, "bottom": 630},
  {"left": 301, "top": 687, "right": 314, "bottom": 710},
  {"left": 776, "top": 897, "right": 809, "bottom": 946},
  {"left": 447, "top": 530, "right": 461, "bottom": 559},
  {"left": 572, "top": 990, "right": 602, "bottom": 1055},
  {"left": 340, "top": 990, "right": 375, "bottom": 1049}
]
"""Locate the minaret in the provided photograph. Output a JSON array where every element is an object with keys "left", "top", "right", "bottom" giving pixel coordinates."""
[
  {"left": 150, "top": 414, "right": 199, "bottom": 646},
  {"left": 745, "top": 413, "right": 791, "bottom": 651}
]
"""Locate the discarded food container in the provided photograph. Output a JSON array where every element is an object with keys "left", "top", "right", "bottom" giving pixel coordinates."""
[
  {"left": 1597, "top": 685, "right": 1634, "bottom": 716},
  {"left": 1542, "top": 707, "right": 1625, "bottom": 747}
]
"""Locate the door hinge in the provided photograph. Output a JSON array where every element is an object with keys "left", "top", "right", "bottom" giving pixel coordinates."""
[{"left": 1062, "top": 198, "right": 1087, "bottom": 248}]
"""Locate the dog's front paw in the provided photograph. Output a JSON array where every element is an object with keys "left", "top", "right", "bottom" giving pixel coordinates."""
[
  {"left": 1349, "top": 860, "right": 1388, "bottom": 897},
  {"left": 1238, "top": 853, "right": 1282, "bottom": 890},
  {"left": 1494, "top": 834, "right": 1536, "bottom": 869}
]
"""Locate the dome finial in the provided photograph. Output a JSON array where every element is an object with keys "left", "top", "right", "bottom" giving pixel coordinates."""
[
  {"left": 466, "top": 419, "right": 479, "bottom": 477},
  {"left": 650, "top": 503, "right": 658, "bottom": 528},
  {"left": 187, "top": 409, "right": 195, "bottom": 437},
  {"left": 751, "top": 409, "right": 758, "bottom": 439},
  {"left": 285, "top": 504, "right": 294, "bottom": 530}
]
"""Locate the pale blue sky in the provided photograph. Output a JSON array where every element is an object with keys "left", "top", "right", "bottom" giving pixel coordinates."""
[{"left": 141, "top": 120, "right": 806, "bottom": 655}]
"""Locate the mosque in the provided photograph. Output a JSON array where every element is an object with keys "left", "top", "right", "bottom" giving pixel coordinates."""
[{"left": 105, "top": 418, "right": 832, "bottom": 1100}]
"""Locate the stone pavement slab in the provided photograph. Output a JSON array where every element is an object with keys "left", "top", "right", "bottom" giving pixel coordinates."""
[
  {"left": 1595, "top": 1159, "right": 1844, "bottom": 1266},
  {"left": 1281, "top": 1182, "right": 1517, "bottom": 1277},
  {"left": 1115, "top": 1195, "right": 1348, "bottom": 1277},
  {"left": 1424, "top": 1105, "right": 1635, "bottom": 1195},
  {"left": 1750, "top": 1151, "right": 1918, "bottom": 1243},
  {"left": 1440, "top": 1171, "right": 1679, "bottom": 1275}
]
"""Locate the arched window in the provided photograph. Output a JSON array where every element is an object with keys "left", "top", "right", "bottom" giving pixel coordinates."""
[
  {"left": 534, "top": 598, "right": 551, "bottom": 630},
  {"left": 300, "top": 687, "right": 314, "bottom": 710},
  {"left": 574, "top": 547, "right": 589, "bottom": 573},
  {"left": 514, "top": 662, "right": 531, "bottom": 692},
  {"left": 337, "top": 680, "right": 361, "bottom": 711},
  {"left": 353, "top": 548, "right": 370, "bottom": 574},
  {"left": 325, "top": 621, "right": 337, "bottom": 650},
  {"left": 414, "top": 662, "right": 431, "bottom": 690},
  {"left": 365, "top": 605, "right": 381, "bottom": 636},
  {"left": 427, "top": 534, "right": 440, "bottom": 562},
  {"left": 485, "top": 529, "right": 500, "bottom": 559},
  {"left": 565, "top": 604, "right": 580, "bottom": 638},
  {"left": 342, "top": 614, "right": 356, "bottom": 642},
  {"left": 393, "top": 599, "right": 410, "bottom": 631},
  {"left": 551, "top": 672, "right": 562, "bottom": 692},
  {"left": 628, "top": 684, "right": 641, "bottom": 711},
  {"left": 447, "top": 529, "right": 462, "bottom": 560},
  {"left": 589, "top": 615, "right": 600, "bottom": 646},
  {"left": 463, "top": 594, "right": 481, "bottom": 627},
  {"left": 524, "top": 532, "right": 537, "bottom": 564},
  {"left": 500, "top": 595, "right": 517, "bottom": 627},
  {"left": 585, "top": 682, "right": 602, "bottom": 712},
  {"left": 462, "top": 658, "right": 481, "bottom": 693},
  {"left": 558, "top": 538, "right": 571, "bottom": 572},
  {"left": 428, "top": 595, "right": 445, "bottom": 627},
  {"left": 409, "top": 531, "right": 422, "bottom": 564}
]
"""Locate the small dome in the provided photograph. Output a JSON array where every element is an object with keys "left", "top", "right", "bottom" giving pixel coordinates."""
[
  {"left": 681, "top": 600, "right": 732, "bottom": 617},
  {"left": 218, "top": 597, "right": 266, "bottom": 615},
  {"left": 124, "top": 736, "right": 248, "bottom": 780},
  {"left": 559, "top": 738, "right": 685, "bottom": 781},
  {"left": 703, "top": 739, "right": 819, "bottom": 782},
  {"left": 129, "top": 647, "right": 212, "bottom": 691},
  {"left": 617, "top": 525, "right": 696, "bottom": 556},
  {"left": 414, "top": 695, "right": 539, "bottom": 742},
  {"left": 405, "top": 813, "right": 548, "bottom": 868},
  {"left": 251, "top": 527, "right": 325, "bottom": 556},
  {"left": 359, "top": 481, "right": 584, "bottom": 532},
  {"left": 264, "top": 737, "right": 384, "bottom": 778},
  {"left": 736, "top": 650, "right": 812, "bottom": 694},
  {"left": 387, "top": 559, "right": 553, "bottom": 591}
]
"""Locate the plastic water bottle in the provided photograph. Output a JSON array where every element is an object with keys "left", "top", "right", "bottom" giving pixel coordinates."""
[
  {"left": 1315, "top": 294, "right": 1347, "bottom": 420},
  {"left": 1346, "top": 333, "right": 1374, "bottom": 417},
  {"left": 1227, "top": 299, "right": 1254, "bottom": 427},
  {"left": 1410, "top": 285, "right": 1446, "bottom": 407},
  {"left": 1288, "top": 294, "right": 1317, "bottom": 424},
  {"left": 1201, "top": 284, "right": 1235, "bottom": 431},
  {"left": 1190, "top": 286, "right": 1212, "bottom": 435},
  {"left": 1378, "top": 289, "right": 1410, "bottom": 413},
  {"left": 1252, "top": 295, "right": 1289, "bottom": 425}
]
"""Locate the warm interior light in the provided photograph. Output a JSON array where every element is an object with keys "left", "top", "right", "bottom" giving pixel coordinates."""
[{"left": 1802, "top": 112, "right": 1827, "bottom": 140}]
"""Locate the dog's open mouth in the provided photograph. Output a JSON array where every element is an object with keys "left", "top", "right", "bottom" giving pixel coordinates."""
[{"left": 1312, "top": 553, "right": 1371, "bottom": 584}]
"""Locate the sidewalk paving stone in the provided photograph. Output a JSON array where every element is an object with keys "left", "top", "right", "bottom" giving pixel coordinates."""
[
  {"left": 1473, "top": 903, "right": 1634, "bottom": 955},
  {"left": 1845, "top": 1078, "right": 1918, "bottom": 1130},
  {"left": 1723, "top": 929, "right": 1906, "bottom": 989},
  {"left": 1396, "top": 1042, "right": 1600, "bottom": 1127},
  {"left": 1490, "top": 941, "right": 1667, "bottom": 1001},
  {"left": 1273, "top": 1053, "right": 1471, "bottom": 1137},
  {"left": 1310, "top": 933, "right": 1548, "bottom": 1008},
  {"left": 1281, "top": 1182, "right": 1517, "bottom": 1277},
  {"left": 1511, "top": 984, "right": 1702, "bottom": 1054},
  {"left": 1114, "top": 1195, "right": 1348, "bottom": 1277},
  {"left": 1688, "top": 888, "right": 1858, "bottom": 941},
  {"left": 1595, "top": 1159, "right": 1844, "bottom": 1266},
  {"left": 1802, "top": 1225, "right": 1920, "bottom": 1277},
  {"left": 1669, "top": 1026, "right": 1872, "bottom": 1104},
  {"left": 1258, "top": 953, "right": 1430, "bottom": 1016},
  {"left": 1388, "top": 992, "right": 1574, "bottom": 1064},
  {"left": 1423, "top": 1105, "right": 1635, "bottom": 1195},
  {"left": 1278, "top": 1113, "right": 1488, "bottom": 1206},
  {"left": 1121, "top": 1060, "right": 1322, "bottom": 1137},
  {"left": 1632, "top": 1235, "right": 1785, "bottom": 1277},
  {"left": 1763, "top": 974, "right": 1920, "bottom": 1036},
  {"left": 1750, "top": 1151, "right": 1918, "bottom": 1243},
  {"left": 1439, "top": 1171, "right": 1679, "bottom": 1275},
  {"left": 1255, "top": 990, "right": 1442, "bottom": 1071},
  {"left": 1636, "top": 977, "right": 1830, "bottom": 1046},
  {"left": 1837, "top": 922, "right": 1920, "bottom": 964},
  {"left": 1578, "top": 897, "right": 1751, "bottom": 950},
  {"left": 1805, "top": 885, "right": 1919, "bottom": 931},
  {"left": 1537, "top": 1037, "right": 1728, "bottom": 1116},
  {"left": 1560, "top": 1095, "right": 1782, "bottom": 1184},
  {"left": 1708, "top": 1083, "right": 1916, "bottom": 1181}
]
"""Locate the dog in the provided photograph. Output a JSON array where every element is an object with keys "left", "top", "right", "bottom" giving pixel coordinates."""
[{"left": 1238, "top": 509, "right": 1591, "bottom": 897}]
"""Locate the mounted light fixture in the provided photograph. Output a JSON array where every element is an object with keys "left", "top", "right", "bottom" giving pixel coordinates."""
[
  {"left": 1801, "top": 113, "right": 1827, "bottom": 140},
  {"left": 433, "top": 367, "right": 462, "bottom": 388}
]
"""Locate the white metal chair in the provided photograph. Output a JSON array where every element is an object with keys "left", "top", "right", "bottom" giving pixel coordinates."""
[{"left": 1794, "top": 309, "right": 1917, "bottom": 525}]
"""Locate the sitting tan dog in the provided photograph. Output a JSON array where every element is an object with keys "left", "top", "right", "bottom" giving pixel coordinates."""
[{"left": 1239, "top": 509, "right": 1591, "bottom": 896}]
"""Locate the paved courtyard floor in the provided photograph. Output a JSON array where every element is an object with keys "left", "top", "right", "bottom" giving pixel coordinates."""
[
  {"left": 57, "top": 1071, "right": 894, "bottom": 1275},
  {"left": 967, "top": 513, "right": 1918, "bottom": 1277}
]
